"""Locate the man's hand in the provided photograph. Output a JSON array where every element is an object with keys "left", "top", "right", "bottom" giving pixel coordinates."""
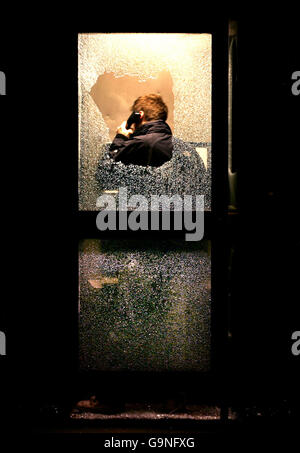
[{"left": 116, "top": 121, "right": 134, "bottom": 138}]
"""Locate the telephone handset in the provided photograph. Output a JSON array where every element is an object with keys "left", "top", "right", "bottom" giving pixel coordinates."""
[{"left": 126, "top": 112, "right": 141, "bottom": 130}]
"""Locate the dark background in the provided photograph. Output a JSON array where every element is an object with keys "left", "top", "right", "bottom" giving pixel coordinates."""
[{"left": 0, "top": 10, "right": 299, "bottom": 438}]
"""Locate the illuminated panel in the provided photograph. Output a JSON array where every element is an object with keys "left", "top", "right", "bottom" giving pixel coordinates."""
[
  {"left": 78, "top": 33, "right": 212, "bottom": 210},
  {"left": 79, "top": 239, "right": 211, "bottom": 372}
]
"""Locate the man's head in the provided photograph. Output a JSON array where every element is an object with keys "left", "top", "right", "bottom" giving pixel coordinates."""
[
  {"left": 131, "top": 94, "right": 168, "bottom": 124},
  {"left": 116, "top": 93, "right": 171, "bottom": 138}
]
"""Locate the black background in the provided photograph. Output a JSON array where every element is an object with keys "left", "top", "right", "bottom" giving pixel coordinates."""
[{"left": 0, "top": 8, "right": 299, "bottom": 442}]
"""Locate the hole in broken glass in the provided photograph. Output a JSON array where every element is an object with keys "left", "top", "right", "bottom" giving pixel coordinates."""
[{"left": 90, "top": 70, "right": 174, "bottom": 141}]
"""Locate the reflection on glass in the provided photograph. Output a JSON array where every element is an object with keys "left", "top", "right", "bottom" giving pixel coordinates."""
[{"left": 79, "top": 239, "right": 211, "bottom": 372}]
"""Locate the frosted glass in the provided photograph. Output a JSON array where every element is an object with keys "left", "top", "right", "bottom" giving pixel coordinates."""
[
  {"left": 79, "top": 239, "right": 211, "bottom": 372},
  {"left": 78, "top": 33, "right": 212, "bottom": 211}
]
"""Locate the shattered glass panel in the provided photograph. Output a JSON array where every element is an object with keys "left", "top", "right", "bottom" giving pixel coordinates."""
[
  {"left": 78, "top": 33, "right": 212, "bottom": 211},
  {"left": 79, "top": 239, "right": 211, "bottom": 372}
]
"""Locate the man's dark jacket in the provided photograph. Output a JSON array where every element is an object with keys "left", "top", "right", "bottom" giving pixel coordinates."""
[{"left": 109, "top": 120, "right": 173, "bottom": 167}]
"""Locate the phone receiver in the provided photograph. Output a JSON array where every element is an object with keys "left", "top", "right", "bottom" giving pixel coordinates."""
[{"left": 126, "top": 112, "right": 141, "bottom": 129}]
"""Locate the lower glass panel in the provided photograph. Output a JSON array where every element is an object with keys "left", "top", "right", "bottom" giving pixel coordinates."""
[{"left": 79, "top": 239, "right": 211, "bottom": 372}]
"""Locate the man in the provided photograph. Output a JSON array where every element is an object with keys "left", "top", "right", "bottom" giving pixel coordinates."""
[{"left": 109, "top": 94, "right": 173, "bottom": 167}]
